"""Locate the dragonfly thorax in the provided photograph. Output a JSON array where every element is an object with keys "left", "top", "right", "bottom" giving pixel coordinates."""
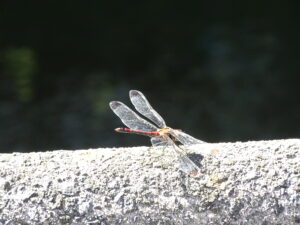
[{"left": 158, "top": 127, "right": 172, "bottom": 136}]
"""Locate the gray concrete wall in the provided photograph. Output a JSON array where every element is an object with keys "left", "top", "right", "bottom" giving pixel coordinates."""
[{"left": 0, "top": 139, "right": 299, "bottom": 225}]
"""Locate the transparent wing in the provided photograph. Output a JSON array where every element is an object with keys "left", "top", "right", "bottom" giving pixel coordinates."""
[
  {"left": 175, "top": 145, "right": 200, "bottom": 176},
  {"left": 157, "top": 135, "right": 200, "bottom": 176},
  {"left": 129, "top": 90, "right": 166, "bottom": 128},
  {"left": 170, "top": 129, "right": 205, "bottom": 145},
  {"left": 109, "top": 101, "right": 158, "bottom": 131},
  {"left": 151, "top": 137, "right": 172, "bottom": 147}
]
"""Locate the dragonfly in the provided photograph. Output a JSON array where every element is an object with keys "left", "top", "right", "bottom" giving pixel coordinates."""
[{"left": 109, "top": 90, "right": 205, "bottom": 176}]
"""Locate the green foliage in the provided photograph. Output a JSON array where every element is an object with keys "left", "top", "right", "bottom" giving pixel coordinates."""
[{"left": 4, "top": 48, "right": 36, "bottom": 102}]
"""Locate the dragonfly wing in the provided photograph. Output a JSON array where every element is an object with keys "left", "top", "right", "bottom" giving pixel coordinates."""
[
  {"left": 162, "top": 135, "right": 200, "bottom": 176},
  {"left": 110, "top": 101, "right": 158, "bottom": 131},
  {"left": 151, "top": 137, "right": 172, "bottom": 147},
  {"left": 129, "top": 90, "right": 166, "bottom": 128},
  {"left": 176, "top": 149, "right": 200, "bottom": 176},
  {"left": 170, "top": 129, "right": 205, "bottom": 145}
]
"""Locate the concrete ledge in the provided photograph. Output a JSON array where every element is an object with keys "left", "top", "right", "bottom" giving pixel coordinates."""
[{"left": 0, "top": 139, "right": 299, "bottom": 225}]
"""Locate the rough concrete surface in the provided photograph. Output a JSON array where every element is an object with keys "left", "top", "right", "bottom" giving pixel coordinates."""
[{"left": 0, "top": 139, "right": 299, "bottom": 225}]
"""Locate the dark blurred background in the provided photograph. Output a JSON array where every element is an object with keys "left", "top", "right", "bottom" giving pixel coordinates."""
[{"left": 1, "top": 1, "right": 299, "bottom": 153}]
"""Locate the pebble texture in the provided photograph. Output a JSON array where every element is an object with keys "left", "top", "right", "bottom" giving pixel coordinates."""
[{"left": 0, "top": 139, "right": 299, "bottom": 225}]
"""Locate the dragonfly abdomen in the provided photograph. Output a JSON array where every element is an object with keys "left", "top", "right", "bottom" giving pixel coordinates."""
[{"left": 115, "top": 128, "right": 160, "bottom": 137}]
